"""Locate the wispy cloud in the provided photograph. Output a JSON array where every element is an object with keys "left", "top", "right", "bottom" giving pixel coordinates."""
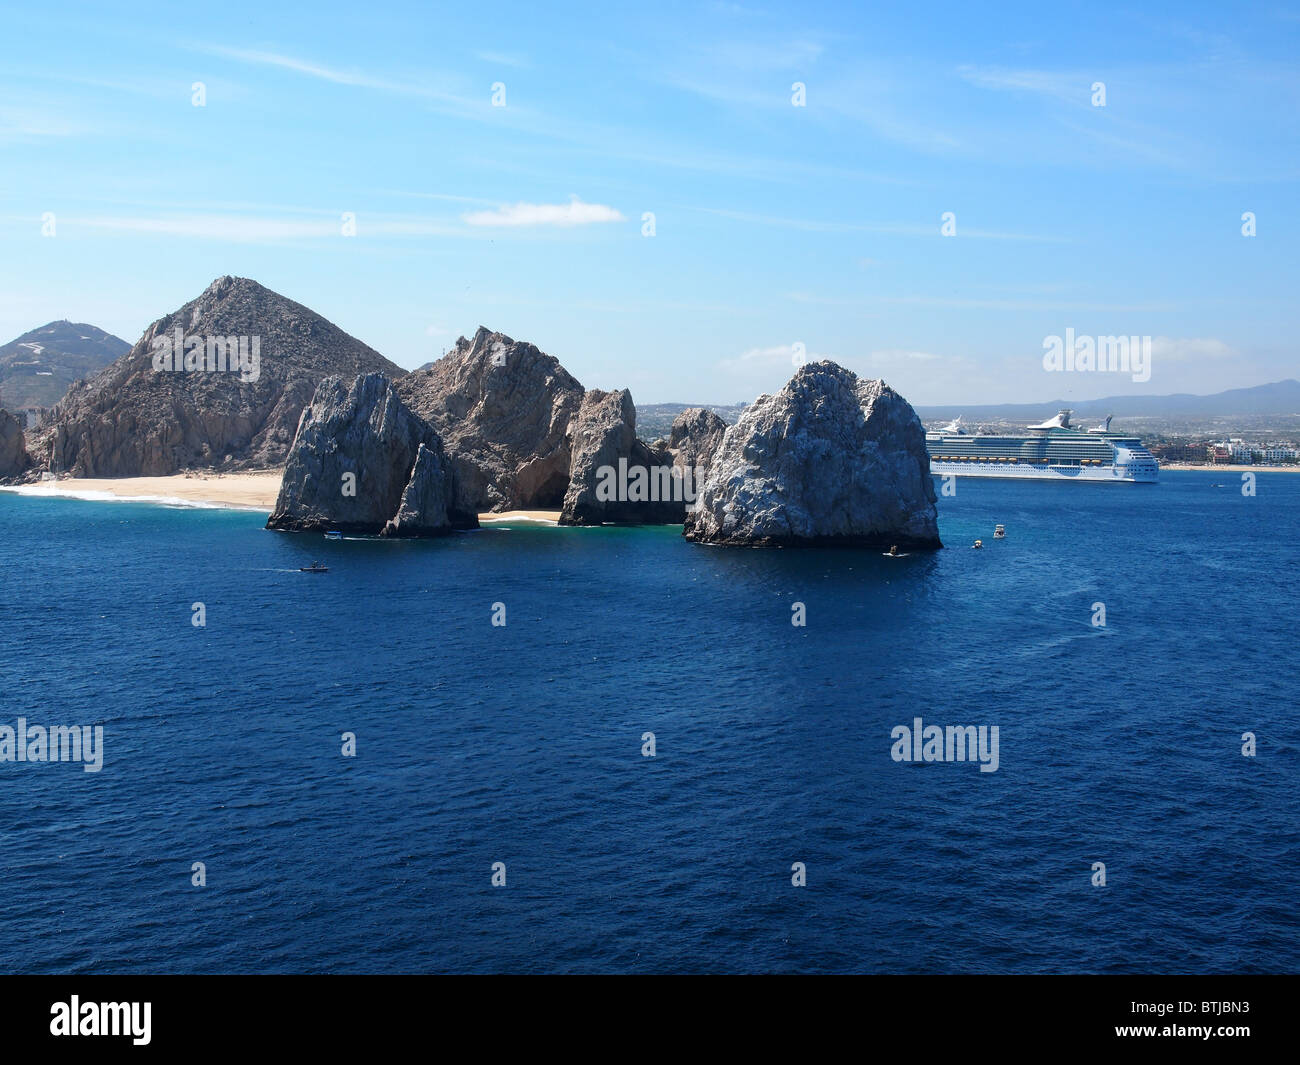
[
  {"left": 50, "top": 213, "right": 463, "bottom": 243},
  {"left": 686, "top": 205, "right": 1061, "bottom": 241},
  {"left": 880, "top": 295, "right": 1177, "bottom": 312},
  {"left": 720, "top": 343, "right": 835, "bottom": 371},
  {"left": 462, "top": 197, "right": 626, "bottom": 227},
  {"left": 957, "top": 65, "right": 1086, "bottom": 104},
  {"left": 0, "top": 105, "right": 87, "bottom": 141},
  {"left": 191, "top": 44, "right": 482, "bottom": 112},
  {"left": 1150, "top": 337, "right": 1236, "bottom": 362},
  {"left": 474, "top": 50, "right": 530, "bottom": 69}
]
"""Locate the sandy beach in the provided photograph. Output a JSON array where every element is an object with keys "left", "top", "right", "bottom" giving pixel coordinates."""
[
  {"left": 1160, "top": 463, "right": 1300, "bottom": 473},
  {"left": 0, "top": 472, "right": 563, "bottom": 523},
  {"left": 4, "top": 471, "right": 285, "bottom": 509},
  {"left": 478, "top": 510, "right": 562, "bottom": 524}
]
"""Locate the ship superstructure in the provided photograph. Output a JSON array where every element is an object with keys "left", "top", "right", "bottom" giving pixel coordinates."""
[{"left": 925, "top": 410, "right": 1158, "bottom": 482}]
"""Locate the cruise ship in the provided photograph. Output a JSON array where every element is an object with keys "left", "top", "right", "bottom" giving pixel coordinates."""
[{"left": 926, "top": 410, "right": 1159, "bottom": 483}]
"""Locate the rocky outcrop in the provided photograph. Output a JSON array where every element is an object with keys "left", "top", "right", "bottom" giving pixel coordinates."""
[
  {"left": 683, "top": 361, "right": 940, "bottom": 548},
  {"left": 31, "top": 276, "right": 404, "bottom": 477},
  {"left": 662, "top": 406, "right": 727, "bottom": 477},
  {"left": 560, "top": 389, "right": 690, "bottom": 525},
  {"left": 395, "top": 328, "right": 583, "bottom": 513},
  {"left": 266, "top": 374, "right": 476, "bottom": 536},
  {"left": 0, "top": 407, "right": 29, "bottom": 478}
]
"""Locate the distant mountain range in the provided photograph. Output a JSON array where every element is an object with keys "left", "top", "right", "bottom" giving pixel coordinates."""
[
  {"left": 0, "top": 321, "right": 129, "bottom": 411},
  {"left": 644, "top": 381, "right": 1300, "bottom": 435},
  {"left": 913, "top": 380, "right": 1300, "bottom": 423}
]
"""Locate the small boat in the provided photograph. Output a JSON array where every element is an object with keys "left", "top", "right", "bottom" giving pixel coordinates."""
[
  {"left": 300, "top": 562, "right": 329, "bottom": 573},
  {"left": 324, "top": 530, "right": 343, "bottom": 540},
  {"left": 972, "top": 540, "right": 983, "bottom": 549},
  {"left": 883, "top": 545, "right": 909, "bottom": 558},
  {"left": 993, "top": 524, "right": 1006, "bottom": 539}
]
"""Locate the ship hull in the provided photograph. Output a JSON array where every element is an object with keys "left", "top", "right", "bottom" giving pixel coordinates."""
[{"left": 929, "top": 461, "right": 1157, "bottom": 483}]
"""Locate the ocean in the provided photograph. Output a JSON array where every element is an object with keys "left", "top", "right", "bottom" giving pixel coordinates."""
[{"left": 1, "top": 472, "right": 1296, "bottom": 974}]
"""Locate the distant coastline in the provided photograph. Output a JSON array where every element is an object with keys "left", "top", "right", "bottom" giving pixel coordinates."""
[{"left": 1159, "top": 462, "right": 1300, "bottom": 473}]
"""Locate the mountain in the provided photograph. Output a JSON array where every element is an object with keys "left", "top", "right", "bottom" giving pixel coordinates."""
[
  {"left": 30, "top": 276, "right": 405, "bottom": 476},
  {"left": 0, "top": 321, "right": 129, "bottom": 411},
  {"left": 914, "top": 380, "right": 1300, "bottom": 423}
]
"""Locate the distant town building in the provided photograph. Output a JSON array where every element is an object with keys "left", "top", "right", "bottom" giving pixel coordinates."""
[{"left": 1150, "top": 443, "right": 1209, "bottom": 463}]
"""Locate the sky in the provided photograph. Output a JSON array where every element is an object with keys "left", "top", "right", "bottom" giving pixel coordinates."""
[{"left": 1, "top": 0, "right": 1297, "bottom": 406}]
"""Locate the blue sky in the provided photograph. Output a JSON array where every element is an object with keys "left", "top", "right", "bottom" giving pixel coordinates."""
[{"left": 2, "top": 0, "right": 1297, "bottom": 405}]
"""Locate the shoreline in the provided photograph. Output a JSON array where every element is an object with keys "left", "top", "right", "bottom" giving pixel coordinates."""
[
  {"left": 0, "top": 473, "right": 562, "bottom": 523},
  {"left": 1160, "top": 463, "right": 1300, "bottom": 473}
]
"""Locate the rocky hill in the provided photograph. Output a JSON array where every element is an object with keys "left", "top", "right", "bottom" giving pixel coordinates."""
[
  {"left": 0, "top": 320, "right": 128, "bottom": 411},
  {"left": 395, "top": 327, "right": 584, "bottom": 512},
  {"left": 29, "top": 277, "right": 404, "bottom": 476}
]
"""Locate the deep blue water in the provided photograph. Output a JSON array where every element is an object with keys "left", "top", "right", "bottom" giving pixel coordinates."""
[{"left": 0, "top": 472, "right": 1296, "bottom": 974}]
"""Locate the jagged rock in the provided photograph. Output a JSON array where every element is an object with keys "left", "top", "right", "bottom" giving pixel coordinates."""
[
  {"left": 31, "top": 276, "right": 404, "bottom": 477},
  {"left": 664, "top": 406, "right": 728, "bottom": 477},
  {"left": 384, "top": 442, "right": 463, "bottom": 537},
  {"left": 560, "top": 389, "right": 689, "bottom": 525},
  {"left": 266, "top": 374, "right": 476, "bottom": 536},
  {"left": 0, "top": 407, "right": 29, "bottom": 478},
  {"left": 396, "top": 327, "right": 583, "bottom": 512},
  {"left": 683, "top": 361, "right": 941, "bottom": 548}
]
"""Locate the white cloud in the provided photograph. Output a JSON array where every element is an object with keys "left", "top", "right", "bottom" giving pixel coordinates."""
[{"left": 462, "top": 197, "right": 626, "bottom": 227}]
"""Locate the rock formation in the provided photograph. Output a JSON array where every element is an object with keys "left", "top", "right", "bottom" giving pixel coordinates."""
[
  {"left": 0, "top": 407, "right": 29, "bottom": 478},
  {"left": 32, "top": 276, "right": 404, "bottom": 477},
  {"left": 560, "top": 389, "right": 689, "bottom": 525},
  {"left": 662, "top": 406, "right": 728, "bottom": 477},
  {"left": 266, "top": 374, "right": 476, "bottom": 536},
  {"left": 395, "top": 328, "right": 583, "bottom": 512},
  {"left": 683, "top": 361, "right": 941, "bottom": 548}
]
